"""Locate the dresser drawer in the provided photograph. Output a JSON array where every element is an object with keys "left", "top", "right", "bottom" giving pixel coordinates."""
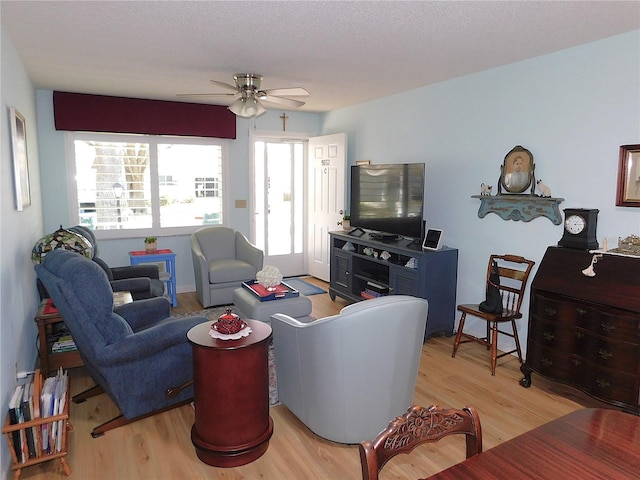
[
  {"left": 583, "top": 306, "right": 640, "bottom": 343},
  {"left": 582, "top": 363, "right": 639, "bottom": 406},
  {"left": 584, "top": 336, "right": 640, "bottom": 374},
  {"left": 529, "top": 316, "right": 587, "bottom": 351},
  {"left": 526, "top": 343, "right": 584, "bottom": 385},
  {"left": 531, "top": 293, "right": 590, "bottom": 328}
]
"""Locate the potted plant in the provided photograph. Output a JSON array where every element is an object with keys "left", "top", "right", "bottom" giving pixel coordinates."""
[
  {"left": 144, "top": 236, "right": 158, "bottom": 252},
  {"left": 342, "top": 214, "right": 351, "bottom": 231}
]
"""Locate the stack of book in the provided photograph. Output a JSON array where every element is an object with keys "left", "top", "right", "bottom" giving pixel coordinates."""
[
  {"left": 360, "top": 281, "right": 388, "bottom": 300},
  {"left": 6, "top": 368, "right": 69, "bottom": 462},
  {"left": 51, "top": 335, "right": 76, "bottom": 353}
]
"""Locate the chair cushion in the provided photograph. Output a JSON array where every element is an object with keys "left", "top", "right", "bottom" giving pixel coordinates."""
[
  {"left": 208, "top": 259, "right": 258, "bottom": 284},
  {"left": 196, "top": 227, "right": 236, "bottom": 261}
]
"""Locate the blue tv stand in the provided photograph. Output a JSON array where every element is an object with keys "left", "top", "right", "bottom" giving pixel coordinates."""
[{"left": 328, "top": 231, "right": 458, "bottom": 341}]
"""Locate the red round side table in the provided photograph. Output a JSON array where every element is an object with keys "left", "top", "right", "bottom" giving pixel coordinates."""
[{"left": 187, "top": 319, "right": 273, "bottom": 467}]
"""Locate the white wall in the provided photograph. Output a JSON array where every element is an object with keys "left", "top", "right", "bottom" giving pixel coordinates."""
[
  {"left": 321, "top": 30, "right": 640, "bottom": 354},
  {"left": 1, "top": 30, "right": 43, "bottom": 477}
]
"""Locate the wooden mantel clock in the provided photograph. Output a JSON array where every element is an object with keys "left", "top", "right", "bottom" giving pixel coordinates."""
[{"left": 558, "top": 208, "right": 599, "bottom": 250}]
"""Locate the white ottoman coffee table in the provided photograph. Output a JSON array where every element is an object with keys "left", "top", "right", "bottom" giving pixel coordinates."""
[{"left": 233, "top": 287, "right": 313, "bottom": 324}]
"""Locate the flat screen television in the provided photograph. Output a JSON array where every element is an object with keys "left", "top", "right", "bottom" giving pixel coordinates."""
[{"left": 350, "top": 163, "right": 425, "bottom": 240}]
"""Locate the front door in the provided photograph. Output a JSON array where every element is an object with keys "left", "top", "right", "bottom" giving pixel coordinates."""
[
  {"left": 307, "top": 133, "right": 347, "bottom": 281},
  {"left": 253, "top": 138, "right": 306, "bottom": 276}
]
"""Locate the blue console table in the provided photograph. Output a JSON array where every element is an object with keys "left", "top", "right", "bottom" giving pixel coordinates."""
[{"left": 129, "top": 249, "right": 177, "bottom": 306}]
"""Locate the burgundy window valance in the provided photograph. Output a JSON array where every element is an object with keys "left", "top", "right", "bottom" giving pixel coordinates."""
[{"left": 53, "top": 91, "right": 236, "bottom": 139}]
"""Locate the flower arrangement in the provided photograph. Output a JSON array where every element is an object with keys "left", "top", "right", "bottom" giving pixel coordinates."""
[{"left": 256, "top": 265, "right": 283, "bottom": 289}]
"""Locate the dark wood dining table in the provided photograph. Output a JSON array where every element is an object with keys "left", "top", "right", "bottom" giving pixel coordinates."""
[{"left": 427, "top": 408, "right": 640, "bottom": 479}]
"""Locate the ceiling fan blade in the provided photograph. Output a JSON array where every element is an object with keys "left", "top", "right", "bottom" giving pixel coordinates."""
[
  {"left": 177, "top": 92, "right": 241, "bottom": 99},
  {"left": 210, "top": 80, "right": 240, "bottom": 92},
  {"left": 263, "top": 87, "right": 309, "bottom": 97},
  {"left": 260, "top": 95, "right": 306, "bottom": 108}
]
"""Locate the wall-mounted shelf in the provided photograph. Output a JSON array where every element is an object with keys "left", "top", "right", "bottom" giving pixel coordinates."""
[{"left": 472, "top": 195, "right": 564, "bottom": 225}]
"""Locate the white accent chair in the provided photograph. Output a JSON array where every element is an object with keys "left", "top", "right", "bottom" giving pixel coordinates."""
[
  {"left": 271, "top": 295, "right": 428, "bottom": 444},
  {"left": 190, "top": 226, "right": 263, "bottom": 307}
]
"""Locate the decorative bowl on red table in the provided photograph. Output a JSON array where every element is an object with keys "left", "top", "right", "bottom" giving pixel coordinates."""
[{"left": 210, "top": 308, "right": 251, "bottom": 340}]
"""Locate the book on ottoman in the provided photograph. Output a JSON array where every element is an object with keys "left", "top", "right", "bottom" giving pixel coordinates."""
[{"left": 242, "top": 280, "right": 300, "bottom": 301}]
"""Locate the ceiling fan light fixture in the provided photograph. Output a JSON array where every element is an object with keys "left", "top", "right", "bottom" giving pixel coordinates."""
[
  {"left": 228, "top": 95, "right": 266, "bottom": 118},
  {"left": 229, "top": 97, "right": 246, "bottom": 116}
]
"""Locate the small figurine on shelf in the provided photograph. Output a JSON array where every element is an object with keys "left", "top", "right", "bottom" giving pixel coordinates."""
[
  {"left": 480, "top": 183, "right": 493, "bottom": 196},
  {"left": 144, "top": 236, "right": 157, "bottom": 252},
  {"left": 536, "top": 179, "right": 552, "bottom": 197}
]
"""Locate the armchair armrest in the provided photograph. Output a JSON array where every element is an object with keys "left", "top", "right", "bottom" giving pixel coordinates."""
[
  {"left": 111, "top": 264, "right": 160, "bottom": 280},
  {"left": 110, "top": 277, "right": 152, "bottom": 295},
  {"left": 190, "top": 235, "right": 210, "bottom": 284},
  {"left": 115, "top": 296, "right": 171, "bottom": 331},
  {"left": 236, "top": 233, "right": 263, "bottom": 269}
]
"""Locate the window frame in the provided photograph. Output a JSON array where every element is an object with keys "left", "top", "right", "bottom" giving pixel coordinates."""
[{"left": 65, "top": 131, "right": 229, "bottom": 240}]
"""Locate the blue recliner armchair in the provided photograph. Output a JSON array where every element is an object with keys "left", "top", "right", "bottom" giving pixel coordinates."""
[{"left": 35, "top": 249, "right": 208, "bottom": 437}]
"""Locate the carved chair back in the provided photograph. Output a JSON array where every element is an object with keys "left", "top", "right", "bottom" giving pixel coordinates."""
[{"left": 359, "top": 404, "right": 482, "bottom": 480}]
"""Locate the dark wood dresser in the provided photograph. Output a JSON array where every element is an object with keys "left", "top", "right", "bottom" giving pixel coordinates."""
[{"left": 521, "top": 246, "right": 640, "bottom": 413}]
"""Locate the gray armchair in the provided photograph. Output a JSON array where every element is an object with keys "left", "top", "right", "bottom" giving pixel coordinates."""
[
  {"left": 271, "top": 295, "right": 429, "bottom": 444},
  {"left": 69, "top": 225, "right": 165, "bottom": 301},
  {"left": 35, "top": 249, "right": 208, "bottom": 437},
  {"left": 190, "top": 226, "right": 263, "bottom": 307}
]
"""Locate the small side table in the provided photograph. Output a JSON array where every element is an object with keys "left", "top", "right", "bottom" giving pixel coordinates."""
[
  {"left": 35, "top": 292, "right": 133, "bottom": 376},
  {"left": 187, "top": 320, "right": 273, "bottom": 467},
  {"left": 129, "top": 249, "right": 177, "bottom": 306},
  {"left": 35, "top": 300, "right": 84, "bottom": 376}
]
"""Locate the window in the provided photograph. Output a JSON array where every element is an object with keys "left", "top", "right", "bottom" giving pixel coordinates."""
[{"left": 68, "top": 132, "right": 226, "bottom": 237}]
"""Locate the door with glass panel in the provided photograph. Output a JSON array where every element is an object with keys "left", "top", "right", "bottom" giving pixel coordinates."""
[{"left": 253, "top": 139, "right": 306, "bottom": 276}]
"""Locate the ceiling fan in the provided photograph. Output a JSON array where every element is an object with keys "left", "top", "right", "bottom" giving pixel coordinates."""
[{"left": 178, "top": 73, "right": 309, "bottom": 118}]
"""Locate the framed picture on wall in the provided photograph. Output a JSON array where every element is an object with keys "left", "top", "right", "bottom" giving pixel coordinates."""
[
  {"left": 9, "top": 107, "right": 31, "bottom": 211},
  {"left": 616, "top": 144, "right": 640, "bottom": 207}
]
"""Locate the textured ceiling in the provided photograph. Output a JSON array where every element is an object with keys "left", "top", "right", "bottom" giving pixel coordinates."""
[{"left": 2, "top": 1, "right": 639, "bottom": 113}]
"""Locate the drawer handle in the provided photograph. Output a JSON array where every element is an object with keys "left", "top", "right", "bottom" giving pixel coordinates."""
[
  {"left": 575, "top": 307, "right": 587, "bottom": 316},
  {"left": 600, "top": 322, "right": 615, "bottom": 333},
  {"left": 543, "top": 331, "right": 555, "bottom": 341},
  {"left": 571, "top": 358, "right": 582, "bottom": 366},
  {"left": 544, "top": 307, "right": 557, "bottom": 317},
  {"left": 596, "top": 378, "right": 610, "bottom": 389},
  {"left": 575, "top": 331, "right": 585, "bottom": 339},
  {"left": 541, "top": 358, "right": 553, "bottom": 367},
  {"left": 598, "top": 349, "right": 613, "bottom": 360}
]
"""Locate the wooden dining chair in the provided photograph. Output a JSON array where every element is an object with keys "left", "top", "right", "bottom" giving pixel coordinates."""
[
  {"left": 452, "top": 254, "right": 535, "bottom": 375},
  {"left": 359, "top": 404, "right": 482, "bottom": 480}
]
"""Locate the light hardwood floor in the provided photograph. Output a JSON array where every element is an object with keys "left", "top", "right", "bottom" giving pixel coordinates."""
[{"left": 22, "top": 278, "right": 609, "bottom": 480}]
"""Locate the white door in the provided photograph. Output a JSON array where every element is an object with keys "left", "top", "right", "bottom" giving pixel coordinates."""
[
  {"left": 307, "top": 133, "right": 347, "bottom": 281},
  {"left": 253, "top": 139, "right": 306, "bottom": 276}
]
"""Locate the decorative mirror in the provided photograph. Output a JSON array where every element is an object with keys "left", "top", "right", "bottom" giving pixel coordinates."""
[
  {"left": 498, "top": 145, "right": 535, "bottom": 194},
  {"left": 616, "top": 144, "right": 640, "bottom": 207}
]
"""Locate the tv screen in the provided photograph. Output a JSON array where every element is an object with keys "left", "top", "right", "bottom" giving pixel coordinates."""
[{"left": 350, "top": 163, "right": 425, "bottom": 239}]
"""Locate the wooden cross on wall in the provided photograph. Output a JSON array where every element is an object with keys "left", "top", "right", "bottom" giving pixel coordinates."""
[{"left": 280, "top": 113, "right": 289, "bottom": 132}]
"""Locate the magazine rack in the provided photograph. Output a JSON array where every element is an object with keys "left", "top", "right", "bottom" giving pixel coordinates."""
[{"left": 2, "top": 370, "right": 71, "bottom": 479}]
